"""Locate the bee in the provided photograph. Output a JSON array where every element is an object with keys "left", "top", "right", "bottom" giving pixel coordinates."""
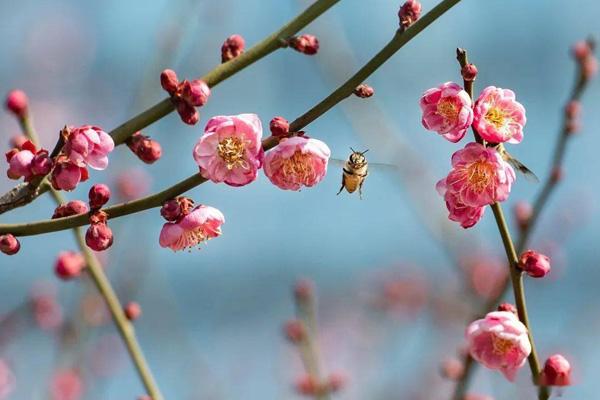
[
  {"left": 495, "top": 144, "right": 539, "bottom": 182},
  {"left": 336, "top": 148, "right": 370, "bottom": 199}
]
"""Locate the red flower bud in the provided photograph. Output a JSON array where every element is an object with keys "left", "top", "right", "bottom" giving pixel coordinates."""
[
  {"left": 30, "top": 150, "right": 53, "bottom": 176},
  {"left": 565, "top": 100, "right": 581, "bottom": 120},
  {"left": 541, "top": 354, "right": 571, "bottom": 386},
  {"left": 86, "top": 212, "right": 113, "bottom": 251},
  {"left": 175, "top": 101, "right": 199, "bottom": 125},
  {"left": 180, "top": 79, "right": 210, "bottom": 107},
  {"left": 221, "top": 34, "right": 246, "bottom": 62},
  {"left": 53, "top": 200, "right": 89, "bottom": 219},
  {"left": 572, "top": 41, "right": 592, "bottom": 61},
  {"left": 518, "top": 250, "right": 551, "bottom": 278},
  {"left": 461, "top": 63, "right": 478, "bottom": 81},
  {"left": 160, "top": 199, "right": 182, "bottom": 222},
  {"left": 295, "top": 375, "right": 319, "bottom": 396},
  {"left": 88, "top": 184, "right": 111, "bottom": 210},
  {"left": 269, "top": 116, "right": 290, "bottom": 138},
  {"left": 497, "top": 303, "right": 517, "bottom": 314},
  {"left": 124, "top": 302, "right": 142, "bottom": 321},
  {"left": 284, "top": 319, "right": 306, "bottom": 343},
  {"left": 353, "top": 84, "right": 374, "bottom": 98},
  {"left": 0, "top": 234, "right": 20, "bottom": 255},
  {"left": 5, "top": 90, "right": 28, "bottom": 118},
  {"left": 54, "top": 251, "right": 86, "bottom": 280},
  {"left": 160, "top": 69, "right": 179, "bottom": 94},
  {"left": 290, "top": 34, "right": 319, "bottom": 55},
  {"left": 398, "top": 0, "right": 422, "bottom": 30}
]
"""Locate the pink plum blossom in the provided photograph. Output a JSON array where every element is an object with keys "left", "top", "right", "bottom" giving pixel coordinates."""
[
  {"left": 439, "top": 142, "right": 515, "bottom": 208},
  {"left": 420, "top": 82, "right": 474, "bottom": 143},
  {"left": 6, "top": 148, "right": 34, "bottom": 180},
  {"left": 51, "top": 158, "right": 88, "bottom": 191},
  {"left": 473, "top": 86, "right": 526, "bottom": 144},
  {"left": 263, "top": 136, "right": 331, "bottom": 191},
  {"left": 466, "top": 311, "right": 531, "bottom": 381},
  {"left": 436, "top": 181, "right": 485, "bottom": 228},
  {"left": 159, "top": 205, "right": 224, "bottom": 251},
  {"left": 64, "top": 125, "right": 114, "bottom": 170},
  {"left": 193, "top": 114, "right": 264, "bottom": 187}
]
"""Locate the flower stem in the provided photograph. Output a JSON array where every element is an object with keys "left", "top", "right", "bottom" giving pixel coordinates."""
[
  {"left": 0, "top": 0, "right": 465, "bottom": 237},
  {"left": 21, "top": 115, "right": 164, "bottom": 400}
]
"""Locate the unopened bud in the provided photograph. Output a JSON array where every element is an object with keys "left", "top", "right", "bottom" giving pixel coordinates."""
[
  {"left": 461, "top": 63, "right": 478, "bottom": 81},
  {"left": 541, "top": 354, "right": 571, "bottom": 386},
  {"left": 160, "top": 69, "right": 179, "bottom": 94},
  {"left": 85, "top": 212, "right": 113, "bottom": 251},
  {"left": 160, "top": 199, "right": 182, "bottom": 222},
  {"left": 353, "top": 84, "right": 374, "bottom": 98},
  {"left": 518, "top": 250, "right": 551, "bottom": 278},
  {"left": 54, "top": 251, "right": 85, "bottom": 280},
  {"left": 565, "top": 100, "right": 581, "bottom": 120},
  {"left": 124, "top": 302, "right": 142, "bottom": 321},
  {"left": 284, "top": 319, "right": 306, "bottom": 343},
  {"left": 88, "top": 184, "right": 111, "bottom": 210},
  {"left": 398, "top": 0, "right": 422, "bottom": 30},
  {"left": 53, "top": 200, "right": 89, "bottom": 219},
  {"left": 269, "top": 116, "right": 290, "bottom": 138},
  {"left": 221, "top": 34, "right": 246, "bottom": 62},
  {"left": 5, "top": 90, "right": 28, "bottom": 118},
  {"left": 30, "top": 150, "right": 53, "bottom": 176},
  {"left": 497, "top": 303, "right": 517, "bottom": 314},
  {"left": 176, "top": 101, "right": 199, "bottom": 125},
  {"left": 0, "top": 234, "right": 20, "bottom": 255},
  {"left": 180, "top": 79, "right": 211, "bottom": 107},
  {"left": 289, "top": 34, "right": 319, "bottom": 55}
]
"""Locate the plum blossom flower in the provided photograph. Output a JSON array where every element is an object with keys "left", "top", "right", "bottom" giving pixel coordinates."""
[
  {"left": 51, "top": 157, "right": 89, "bottom": 191},
  {"left": 466, "top": 311, "right": 531, "bottom": 381},
  {"left": 64, "top": 125, "right": 114, "bottom": 170},
  {"left": 439, "top": 142, "right": 515, "bottom": 208},
  {"left": 473, "top": 86, "right": 526, "bottom": 144},
  {"left": 420, "top": 82, "right": 474, "bottom": 143},
  {"left": 5, "top": 140, "right": 53, "bottom": 181},
  {"left": 263, "top": 136, "right": 330, "bottom": 191},
  {"left": 193, "top": 114, "right": 264, "bottom": 187},
  {"left": 436, "top": 182, "right": 485, "bottom": 228},
  {"left": 159, "top": 204, "right": 224, "bottom": 251}
]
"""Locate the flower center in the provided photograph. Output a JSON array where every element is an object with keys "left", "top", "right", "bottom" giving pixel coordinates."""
[
  {"left": 466, "top": 160, "right": 494, "bottom": 193},
  {"left": 436, "top": 99, "right": 459, "bottom": 121},
  {"left": 485, "top": 107, "right": 507, "bottom": 128},
  {"left": 281, "top": 151, "right": 314, "bottom": 182},
  {"left": 176, "top": 227, "right": 209, "bottom": 251},
  {"left": 217, "top": 137, "right": 246, "bottom": 170},
  {"left": 492, "top": 335, "right": 514, "bottom": 355}
]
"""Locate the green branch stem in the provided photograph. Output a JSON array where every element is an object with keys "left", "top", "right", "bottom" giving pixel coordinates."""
[
  {"left": 20, "top": 115, "right": 164, "bottom": 399},
  {"left": 0, "top": 0, "right": 342, "bottom": 215},
  {"left": 0, "top": 0, "right": 464, "bottom": 237}
]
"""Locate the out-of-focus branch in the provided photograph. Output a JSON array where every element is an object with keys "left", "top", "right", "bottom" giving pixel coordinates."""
[
  {"left": 0, "top": 0, "right": 342, "bottom": 214},
  {"left": 0, "top": 0, "right": 465, "bottom": 238}
]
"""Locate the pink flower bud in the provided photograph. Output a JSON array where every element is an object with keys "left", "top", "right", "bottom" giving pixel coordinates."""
[
  {"left": 221, "top": 34, "right": 246, "bottom": 62},
  {"left": 518, "top": 250, "right": 551, "bottom": 278},
  {"left": 6, "top": 149, "right": 34, "bottom": 180},
  {"left": 513, "top": 201, "right": 532, "bottom": 231},
  {"left": 88, "top": 184, "right": 111, "bottom": 210},
  {"left": 284, "top": 319, "right": 306, "bottom": 343},
  {"left": 269, "top": 116, "right": 290, "bottom": 138},
  {"left": 51, "top": 159, "right": 87, "bottom": 191},
  {"left": 565, "top": 100, "right": 581, "bottom": 120},
  {"left": 50, "top": 369, "right": 83, "bottom": 400},
  {"left": 175, "top": 101, "right": 199, "bottom": 125},
  {"left": 5, "top": 90, "right": 28, "bottom": 118},
  {"left": 398, "top": 0, "right": 422, "bottom": 30},
  {"left": 30, "top": 150, "right": 53, "bottom": 176},
  {"left": 290, "top": 34, "right": 319, "bottom": 55},
  {"left": 326, "top": 372, "right": 346, "bottom": 393},
  {"left": 0, "top": 234, "right": 20, "bottom": 255},
  {"left": 124, "top": 302, "right": 142, "bottom": 321},
  {"left": 180, "top": 79, "right": 211, "bottom": 107},
  {"left": 160, "top": 69, "right": 179, "bottom": 94},
  {"left": 541, "top": 354, "right": 571, "bottom": 386},
  {"left": 53, "top": 200, "right": 89, "bottom": 219},
  {"left": 464, "top": 394, "right": 494, "bottom": 400},
  {"left": 294, "top": 279, "right": 314, "bottom": 302},
  {"left": 572, "top": 41, "right": 592, "bottom": 61},
  {"left": 461, "top": 63, "right": 478, "bottom": 81},
  {"left": 295, "top": 375, "right": 319, "bottom": 396},
  {"left": 160, "top": 199, "right": 182, "bottom": 222},
  {"left": 582, "top": 56, "right": 598, "bottom": 80},
  {"left": 126, "top": 132, "right": 162, "bottom": 164},
  {"left": 85, "top": 212, "right": 113, "bottom": 251},
  {"left": 440, "top": 358, "right": 464, "bottom": 380},
  {"left": 55, "top": 251, "right": 85, "bottom": 280},
  {"left": 497, "top": 303, "right": 517, "bottom": 314},
  {"left": 353, "top": 84, "right": 374, "bottom": 98}
]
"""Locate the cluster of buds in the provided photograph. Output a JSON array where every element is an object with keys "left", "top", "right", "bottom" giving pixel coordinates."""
[
  {"left": 353, "top": 83, "right": 374, "bottom": 98},
  {"left": 221, "top": 34, "right": 245, "bottom": 62},
  {"left": 85, "top": 211, "right": 113, "bottom": 251},
  {"left": 160, "top": 69, "right": 211, "bottom": 125},
  {"left": 126, "top": 132, "right": 162, "bottom": 164},
  {"left": 572, "top": 39, "right": 597, "bottom": 80},
  {"left": 52, "top": 200, "right": 89, "bottom": 219},
  {"left": 0, "top": 234, "right": 20, "bottom": 255},
  {"left": 160, "top": 196, "right": 195, "bottom": 222},
  {"left": 518, "top": 250, "right": 551, "bottom": 278},
  {"left": 288, "top": 34, "right": 319, "bottom": 55},
  {"left": 5, "top": 139, "right": 53, "bottom": 181},
  {"left": 54, "top": 251, "right": 86, "bottom": 280},
  {"left": 398, "top": 0, "right": 422, "bottom": 31},
  {"left": 295, "top": 373, "right": 345, "bottom": 397}
]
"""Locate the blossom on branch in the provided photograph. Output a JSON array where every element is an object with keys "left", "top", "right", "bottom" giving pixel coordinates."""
[
  {"left": 473, "top": 86, "right": 526, "bottom": 144},
  {"left": 420, "top": 82, "right": 474, "bottom": 143},
  {"left": 159, "top": 204, "right": 224, "bottom": 252}
]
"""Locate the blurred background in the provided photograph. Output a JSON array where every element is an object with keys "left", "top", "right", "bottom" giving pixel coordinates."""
[{"left": 0, "top": 0, "right": 599, "bottom": 398}]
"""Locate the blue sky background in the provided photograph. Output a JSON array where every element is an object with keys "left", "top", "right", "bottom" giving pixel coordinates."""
[{"left": 1, "top": 0, "right": 599, "bottom": 398}]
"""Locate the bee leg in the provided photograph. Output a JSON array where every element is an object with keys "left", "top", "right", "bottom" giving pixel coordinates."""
[
  {"left": 337, "top": 184, "right": 345, "bottom": 196},
  {"left": 358, "top": 181, "right": 364, "bottom": 200}
]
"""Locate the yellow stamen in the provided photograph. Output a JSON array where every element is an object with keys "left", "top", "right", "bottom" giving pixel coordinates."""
[
  {"left": 217, "top": 137, "right": 247, "bottom": 170},
  {"left": 281, "top": 151, "right": 314, "bottom": 182},
  {"left": 492, "top": 335, "right": 514, "bottom": 355},
  {"left": 436, "top": 99, "right": 459, "bottom": 121},
  {"left": 485, "top": 107, "right": 507, "bottom": 128},
  {"left": 466, "top": 161, "right": 494, "bottom": 193}
]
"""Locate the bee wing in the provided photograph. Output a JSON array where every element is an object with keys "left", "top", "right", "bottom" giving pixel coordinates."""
[
  {"left": 368, "top": 162, "right": 400, "bottom": 171},
  {"left": 329, "top": 158, "right": 347, "bottom": 166},
  {"left": 506, "top": 158, "right": 539, "bottom": 183}
]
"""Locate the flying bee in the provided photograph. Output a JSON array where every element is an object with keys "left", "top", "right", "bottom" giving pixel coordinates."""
[
  {"left": 336, "top": 148, "right": 370, "bottom": 199},
  {"left": 495, "top": 143, "right": 539, "bottom": 182}
]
